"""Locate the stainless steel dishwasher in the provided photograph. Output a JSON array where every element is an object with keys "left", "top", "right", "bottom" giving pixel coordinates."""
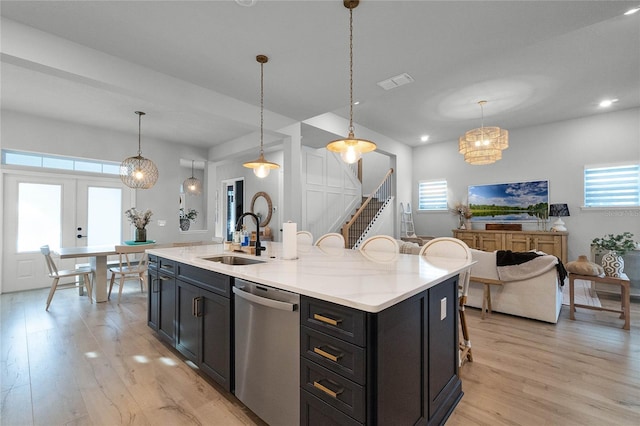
[{"left": 233, "top": 279, "right": 300, "bottom": 426}]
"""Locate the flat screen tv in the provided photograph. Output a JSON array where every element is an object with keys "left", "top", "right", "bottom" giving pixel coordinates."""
[{"left": 468, "top": 180, "right": 549, "bottom": 222}]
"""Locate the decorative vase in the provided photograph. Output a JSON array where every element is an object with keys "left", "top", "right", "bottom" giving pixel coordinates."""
[
  {"left": 602, "top": 251, "right": 624, "bottom": 277},
  {"left": 135, "top": 228, "right": 147, "bottom": 242},
  {"left": 465, "top": 220, "right": 472, "bottom": 231},
  {"left": 180, "top": 218, "right": 191, "bottom": 231}
]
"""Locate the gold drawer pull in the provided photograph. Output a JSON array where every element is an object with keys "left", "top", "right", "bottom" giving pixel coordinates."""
[
  {"left": 314, "top": 313, "right": 342, "bottom": 326},
  {"left": 313, "top": 380, "right": 343, "bottom": 399},
  {"left": 313, "top": 346, "right": 342, "bottom": 362}
]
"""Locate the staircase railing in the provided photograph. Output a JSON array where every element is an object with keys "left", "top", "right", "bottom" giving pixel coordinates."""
[{"left": 342, "top": 168, "right": 394, "bottom": 248}]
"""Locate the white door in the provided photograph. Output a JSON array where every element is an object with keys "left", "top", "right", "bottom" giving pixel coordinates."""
[{"left": 2, "top": 172, "right": 129, "bottom": 293}]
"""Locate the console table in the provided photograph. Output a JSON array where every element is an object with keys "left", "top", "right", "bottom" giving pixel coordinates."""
[{"left": 452, "top": 229, "right": 568, "bottom": 264}]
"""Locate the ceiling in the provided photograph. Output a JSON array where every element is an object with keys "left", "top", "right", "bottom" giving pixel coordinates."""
[{"left": 1, "top": 0, "right": 639, "bottom": 151}]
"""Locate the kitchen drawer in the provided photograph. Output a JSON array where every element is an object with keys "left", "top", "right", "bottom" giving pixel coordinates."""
[
  {"left": 158, "top": 257, "right": 176, "bottom": 275},
  {"left": 148, "top": 254, "right": 159, "bottom": 270},
  {"left": 301, "top": 389, "right": 362, "bottom": 426},
  {"left": 301, "top": 326, "right": 366, "bottom": 385},
  {"left": 301, "top": 297, "right": 366, "bottom": 346},
  {"left": 301, "top": 358, "right": 365, "bottom": 424},
  {"left": 177, "top": 263, "right": 231, "bottom": 298}
]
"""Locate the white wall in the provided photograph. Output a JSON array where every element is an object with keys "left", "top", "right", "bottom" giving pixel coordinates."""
[
  {"left": 412, "top": 107, "right": 640, "bottom": 261},
  {"left": 2, "top": 110, "right": 212, "bottom": 244},
  {"left": 211, "top": 151, "right": 283, "bottom": 241}
]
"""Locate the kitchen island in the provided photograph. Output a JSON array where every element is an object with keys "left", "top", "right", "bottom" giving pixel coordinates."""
[{"left": 146, "top": 243, "right": 471, "bottom": 425}]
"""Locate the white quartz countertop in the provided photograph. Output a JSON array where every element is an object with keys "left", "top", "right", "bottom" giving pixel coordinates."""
[{"left": 147, "top": 243, "right": 473, "bottom": 313}]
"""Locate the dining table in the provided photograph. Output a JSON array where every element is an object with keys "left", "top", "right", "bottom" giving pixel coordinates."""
[{"left": 56, "top": 245, "right": 117, "bottom": 302}]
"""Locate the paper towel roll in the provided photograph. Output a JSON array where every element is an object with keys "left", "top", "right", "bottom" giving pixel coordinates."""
[{"left": 282, "top": 222, "right": 297, "bottom": 260}]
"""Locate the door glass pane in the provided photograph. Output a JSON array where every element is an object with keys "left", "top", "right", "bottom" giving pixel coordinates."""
[
  {"left": 18, "top": 183, "right": 61, "bottom": 252},
  {"left": 87, "top": 187, "right": 122, "bottom": 246}
]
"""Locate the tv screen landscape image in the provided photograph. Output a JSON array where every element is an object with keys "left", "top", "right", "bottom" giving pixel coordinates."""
[{"left": 468, "top": 180, "right": 549, "bottom": 222}]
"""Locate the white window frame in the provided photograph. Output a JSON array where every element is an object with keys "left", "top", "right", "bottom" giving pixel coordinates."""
[
  {"left": 1, "top": 149, "right": 120, "bottom": 176},
  {"left": 418, "top": 179, "right": 448, "bottom": 211},
  {"left": 583, "top": 162, "right": 640, "bottom": 209}
]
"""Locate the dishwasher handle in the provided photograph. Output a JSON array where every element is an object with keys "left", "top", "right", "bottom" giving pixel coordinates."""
[{"left": 233, "top": 286, "right": 297, "bottom": 312}]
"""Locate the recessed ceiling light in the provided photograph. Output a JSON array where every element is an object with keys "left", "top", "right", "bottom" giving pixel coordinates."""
[
  {"left": 624, "top": 7, "right": 640, "bottom": 15},
  {"left": 353, "top": 101, "right": 360, "bottom": 105},
  {"left": 599, "top": 99, "right": 619, "bottom": 108},
  {"left": 420, "top": 135, "right": 430, "bottom": 142}
]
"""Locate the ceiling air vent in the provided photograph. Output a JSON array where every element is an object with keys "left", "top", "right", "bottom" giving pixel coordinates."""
[{"left": 377, "top": 73, "right": 415, "bottom": 91}]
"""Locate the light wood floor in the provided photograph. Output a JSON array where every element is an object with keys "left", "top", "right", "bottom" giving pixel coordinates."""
[{"left": 1, "top": 284, "right": 639, "bottom": 426}]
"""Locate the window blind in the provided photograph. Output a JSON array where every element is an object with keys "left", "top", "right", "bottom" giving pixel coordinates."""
[
  {"left": 584, "top": 164, "right": 640, "bottom": 207},
  {"left": 418, "top": 179, "right": 448, "bottom": 211}
]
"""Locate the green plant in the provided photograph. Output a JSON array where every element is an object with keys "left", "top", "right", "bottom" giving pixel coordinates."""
[
  {"left": 179, "top": 208, "right": 198, "bottom": 222},
  {"left": 591, "top": 232, "right": 636, "bottom": 256}
]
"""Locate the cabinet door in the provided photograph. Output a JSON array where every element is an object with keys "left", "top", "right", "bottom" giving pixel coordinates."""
[
  {"left": 199, "top": 289, "right": 232, "bottom": 391},
  {"left": 478, "top": 233, "right": 503, "bottom": 251},
  {"left": 428, "top": 276, "right": 461, "bottom": 423},
  {"left": 175, "top": 280, "right": 199, "bottom": 363},
  {"left": 147, "top": 267, "right": 159, "bottom": 331},
  {"left": 505, "top": 233, "right": 529, "bottom": 252},
  {"left": 158, "top": 273, "right": 176, "bottom": 345},
  {"left": 530, "top": 234, "right": 561, "bottom": 258},
  {"left": 454, "top": 231, "right": 477, "bottom": 249}
]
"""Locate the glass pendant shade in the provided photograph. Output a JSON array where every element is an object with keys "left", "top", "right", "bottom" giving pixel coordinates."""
[
  {"left": 243, "top": 54, "right": 279, "bottom": 178},
  {"left": 326, "top": 0, "right": 376, "bottom": 163},
  {"left": 120, "top": 111, "right": 158, "bottom": 189},
  {"left": 183, "top": 160, "right": 202, "bottom": 195},
  {"left": 458, "top": 101, "right": 508, "bottom": 165}
]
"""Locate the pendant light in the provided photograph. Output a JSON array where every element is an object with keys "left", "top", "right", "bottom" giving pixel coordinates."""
[
  {"left": 326, "top": 0, "right": 376, "bottom": 164},
  {"left": 458, "top": 100, "right": 509, "bottom": 165},
  {"left": 120, "top": 111, "right": 159, "bottom": 189},
  {"left": 183, "top": 160, "right": 202, "bottom": 195},
  {"left": 243, "top": 54, "right": 280, "bottom": 178}
]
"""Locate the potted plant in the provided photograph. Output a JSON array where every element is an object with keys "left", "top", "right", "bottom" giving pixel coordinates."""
[
  {"left": 179, "top": 208, "right": 198, "bottom": 231},
  {"left": 591, "top": 232, "right": 636, "bottom": 277},
  {"left": 125, "top": 208, "right": 153, "bottom": 242}
]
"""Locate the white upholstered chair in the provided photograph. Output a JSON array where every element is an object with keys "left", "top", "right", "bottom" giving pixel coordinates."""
[
  {"left": 358, "top": 235, "right": 399, "bottom": 253},
  {"left": 40, "top": 245, "right": 93, "bottom": 311},
  {"left": 315, "top": 233, "right": 345, "bottom": 248},
  {"left": 419, "top": 237, "right": 473, "bottom": 366},
  {"left": 296, "top": 231, "right": 314, "bottom": 246},
  {"left": 108, "top": 245, "right": 149, "bottom": 304}
]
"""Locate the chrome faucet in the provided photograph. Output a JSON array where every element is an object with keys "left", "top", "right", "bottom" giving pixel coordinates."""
[{"left": 235, "top": 212, "right": 264, "bottom": 256}]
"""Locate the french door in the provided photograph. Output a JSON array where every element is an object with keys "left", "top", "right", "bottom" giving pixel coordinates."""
[{"left": 2, "top": 172, "right": 131, "bottom": 293}]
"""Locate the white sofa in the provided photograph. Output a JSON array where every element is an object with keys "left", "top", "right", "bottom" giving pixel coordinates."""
[{"left": 466, "top": 249, "right": 564, "bottom": 323}]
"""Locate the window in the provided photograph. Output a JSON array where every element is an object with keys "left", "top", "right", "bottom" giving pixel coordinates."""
[
  {"left": 418, "top": 179, "right": 448, "bottom": 211},
  {"left": 2, "top": 149, "right": 120, "bottom": 175},
  {"left": 584, "top": 163, "right": 640, "bottom": 207},
  {"left": 18, "top": 183, "right": 62, "bottom": 252}
]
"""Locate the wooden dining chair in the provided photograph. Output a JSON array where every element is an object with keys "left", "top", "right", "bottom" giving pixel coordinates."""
[
  {"left": 108, "top": 245, "right": 149, "bottom": 304},
  {"left": 296, "top": 231, "right": 314, "bottom": 246},
  {"left": 419, "top": 237, "right": 473, "bottom": 366},
  {"left": 41, "top": 245, "right": 93, "bottom": 311},
  {"left": 315, "top": 233, "right": 346, "bottom": 248}
]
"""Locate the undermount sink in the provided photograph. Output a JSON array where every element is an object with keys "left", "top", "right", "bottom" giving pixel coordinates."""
[{"left": 201, "top": 255, "right": 266, "bottom": 266}]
